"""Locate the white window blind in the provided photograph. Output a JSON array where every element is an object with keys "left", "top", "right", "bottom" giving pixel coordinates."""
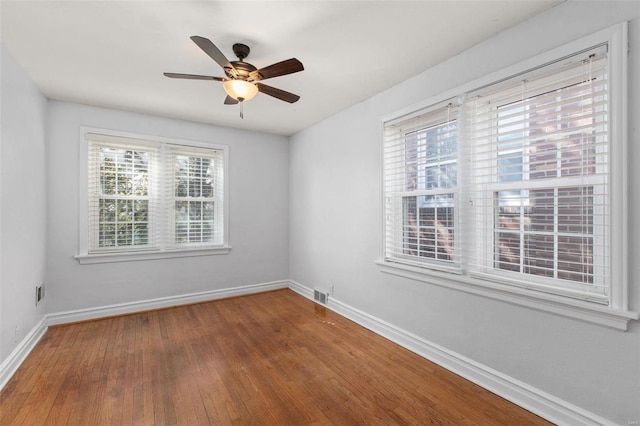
[
  {"left": 86, "top": 133, "right": 226, "bottom": 255},
  {"left": 164, "top": 144, "right": 225, "bottom": 249},
  {"left": 384, "top": 102, "right": 460, "bottom": 273},
  {"left": 88, "top": 136, "right": 159, "bottom": 253},
  {"left": 463, "top": 47, "right": 609, "bottom": 303},
  {"left": 383, "top": 42, "right": 616, "bottom": 305}
]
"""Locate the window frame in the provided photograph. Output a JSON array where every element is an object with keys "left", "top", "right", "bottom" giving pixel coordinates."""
[
  {"left": 167, "top": 145, "right": 226, "bottom": 249},
  {"left": 378, "top": 22, "right": 638, "bottom": 330},
  {"left": 469, "top": 67, "right": 609, "bottom": 302},
  {"left": 76, "top": 127, "right": 231, "bottom": 264},
  {"left": 385, "top": 101, "right": 462, "bottom": 274}
]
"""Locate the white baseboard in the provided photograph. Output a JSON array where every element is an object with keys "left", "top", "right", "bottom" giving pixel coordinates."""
[
  {"left": 47, "top": 280, "right": 289, "bottom": 326},
  {"left": 287, "top": 280, "right": 615, "bottom": 426},
  {"left": 0, "top": 316, "right": 48, "bottom": 391},
  {"left": 288, "top": 279, "right": 314, "bottom": 299}
]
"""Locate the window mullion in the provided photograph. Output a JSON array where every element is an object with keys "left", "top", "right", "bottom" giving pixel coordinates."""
[
  {"left": 554, "top": 187, "right": 559, "bottom": 280},
  {"left": 519, "top": 197, "right": 525, "bottom": 274}
]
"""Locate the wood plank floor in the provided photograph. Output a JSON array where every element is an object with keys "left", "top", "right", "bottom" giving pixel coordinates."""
[{"left": 0, "top": 289, "right": 551, "bottom": 425}]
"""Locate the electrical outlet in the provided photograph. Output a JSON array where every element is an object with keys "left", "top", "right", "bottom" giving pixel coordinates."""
[
  {"left": 14, "top": 326, "right": 21, "bottom": 343},
  {"left": 35, "top": 284, "right": 45, "bottom": 306}
]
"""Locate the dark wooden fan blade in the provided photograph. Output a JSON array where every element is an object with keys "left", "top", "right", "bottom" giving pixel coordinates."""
[
  {"left": 250, "top": 58, "right": 304, "bottom": 81},
  {"left": 224, "top": 95, "right": 239, "bottom": 105},
  {"left": 256, "top": 83, "right": 300, "bottom": 103},
  {"left": 190, "top": 36, "right": 237, "bottom": 74},
  {"left": 164, "top": 73, "right": 226, "bottom": 81}
]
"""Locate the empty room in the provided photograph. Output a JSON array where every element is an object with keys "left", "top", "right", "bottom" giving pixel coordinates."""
[{"left": 1, "top": 1, "right": 639, "bottom": 424}]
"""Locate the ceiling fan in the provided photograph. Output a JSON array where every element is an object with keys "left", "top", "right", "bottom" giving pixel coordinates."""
[{"left": 164, "top": 36, "right": 304, "bottom": 116}]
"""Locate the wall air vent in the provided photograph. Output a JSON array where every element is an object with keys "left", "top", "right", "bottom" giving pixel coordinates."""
[{"left": 314, "top": 289, "right": 329, "bottom": 305}]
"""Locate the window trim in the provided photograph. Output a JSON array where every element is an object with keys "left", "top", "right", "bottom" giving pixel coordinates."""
[
  {"left": 375, "top": 260, "right": 637, "bottom": 331},
  {"left": 471, "top": 70, "right": 609, "bottom": 302},
  {"left": 378, "top": 22, "right": 638, "bottom": 330},
  {"left": 386, "top": 103, "right": 461, "bottom": 273},
  {"left": 77, "top": 126, "right": 231, "bottom": 263}
]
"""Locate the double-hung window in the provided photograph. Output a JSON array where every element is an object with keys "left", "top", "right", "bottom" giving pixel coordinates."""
[
  {"left": 78, "top": 130, "right": 229, "bottom": 263},
  {"left": 382, "top": 23, "right": 636, "bottom": 328},
  {"left": 384, "top": 103, "right": 459, "bottom": 273},
  {"left": 465, "top": 52, "right": 608, "bottom": 302},
  {"left": 89, "top": 138, "right": 156, "bottom": 251},
  {"left": 169, "top": 145, "right": 225, "bottom": 247}
]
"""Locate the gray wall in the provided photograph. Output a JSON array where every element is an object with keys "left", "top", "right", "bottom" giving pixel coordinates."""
[
  {"left": 1, "top": 41, "right": 290, "bottom": 369},
  {"left": 289, "top": 2, "right": 640, "bottom": 423},
  {"left": 0, "top": 46, "right": 48, "bottom": 363},
  {"left": 45, "top": 101, "right": 290, "bottom": 313},
  {"left": 2, "top": 1, "right": 640, "bottom": 423}
]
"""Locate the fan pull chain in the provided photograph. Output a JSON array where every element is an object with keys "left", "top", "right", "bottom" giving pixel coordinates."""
[{"left": 240, "top": 102, "right": 244, "bottom": 119}]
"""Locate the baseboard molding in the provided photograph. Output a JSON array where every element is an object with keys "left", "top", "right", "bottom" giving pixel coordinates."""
[
  {"left": 47, "top": 280, "right": 289, "bottom": 326},
  {"left": 288, "top": 279, "right": 314, "bottom": 299},
  {"left": 0, "top": 316, "right": 48, "bottom": 391},
  {"left": 287, "top": 280, "right": 615, "bottom": 426}
]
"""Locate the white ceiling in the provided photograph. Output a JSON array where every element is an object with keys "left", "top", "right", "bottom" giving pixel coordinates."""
[{"left": 0, "top": 1, "right": 561, "bottom": 136}]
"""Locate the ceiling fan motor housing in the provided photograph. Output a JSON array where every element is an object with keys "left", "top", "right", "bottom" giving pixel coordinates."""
[
  {"left": 226, "top": 61, "right": 257, "bottom": 80},
  {"left": 225, "top": 43, "right": 256, "bottom": 80}
]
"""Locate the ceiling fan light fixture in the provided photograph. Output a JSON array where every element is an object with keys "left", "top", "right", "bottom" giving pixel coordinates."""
[
  {"left": 223, "top": 79, "right": 258, "bottom": 102},
  {"left": 165, "top": 36, "right": 303, "bottom": 107}
]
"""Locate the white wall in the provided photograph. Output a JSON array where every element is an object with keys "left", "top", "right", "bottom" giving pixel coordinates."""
[
  {"left": 46, "top": 102, "right": 289, "bottom": 313},
  {"left": 289, "top": 2, "right": 640, "bottom": 424},
  {"left": 0, "top": 45, "right": 48, "bottom": 364}
]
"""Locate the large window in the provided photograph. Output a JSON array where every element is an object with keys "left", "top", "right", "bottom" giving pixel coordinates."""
[
  {"left": 382, "top": 24, "right": 634, "bottom": 327},
  {"left": 78, "top": 131, "right": 229, "bottom": 263},
  {"left": 170, "top": 145, "right": 224, "bottom": 247},
  {"left": 385, "top": 104, "right": 459, "bottom": 272},
  {"left": 462, "top": 50, "right": 609, "bottom": 303},
  {"left": 91, "top": 142, "right": 153, "bottom": 250}
]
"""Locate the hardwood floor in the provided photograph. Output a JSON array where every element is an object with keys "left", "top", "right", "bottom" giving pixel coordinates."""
[{"left": 0, "top": 289, "right": 551, "bottom": 425}]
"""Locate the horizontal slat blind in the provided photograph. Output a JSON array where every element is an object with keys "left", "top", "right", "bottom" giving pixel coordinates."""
[
  {"left": 87, "top": 134, "right": 225, "bottom": 254},
  {"left": 383, "top": 44, "right": 612, "bottom": 304},
  {"left": 87, "top": 136, "right": 159, "bottom": 253},
  {"left": 463, "top": 50, "right": 609, "bottom": 303},
  {"left": 384, "top": 102, "right": 461, "bottom": 272},
  {"left": 163, "top": 144, "right": 225, "bottom": 249}
]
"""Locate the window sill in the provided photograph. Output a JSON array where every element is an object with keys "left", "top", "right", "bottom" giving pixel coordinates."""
[
  {"left": 376, "top": 260, "right": 639, "bottom": 331},
  {"left": 75, "top": 246, "right": 232, "bottom": 264}
]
